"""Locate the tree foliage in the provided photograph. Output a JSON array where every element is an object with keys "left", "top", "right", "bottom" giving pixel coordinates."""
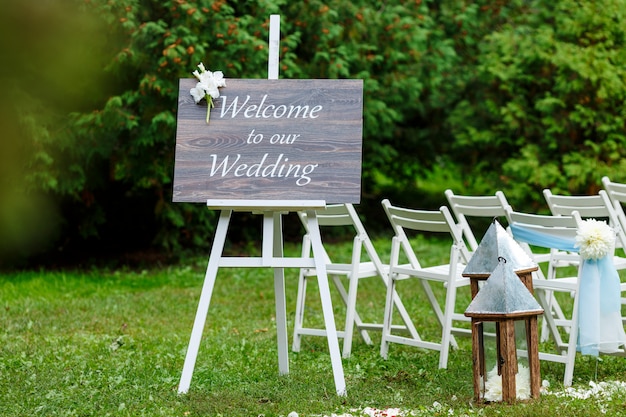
[
  {"left": 448, "top": 0, "right": 626, "bottom": 206},
  {"left": 3, "top": 0, "right": 626, "bottom": 264}
]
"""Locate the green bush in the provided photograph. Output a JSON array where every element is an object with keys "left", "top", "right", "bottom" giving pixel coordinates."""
[
  {"left": 447, "top": 0, "right": 626, "bottom": 205},
  {"left": 4, "top": 0, "right": 626, "bottom": 265}
]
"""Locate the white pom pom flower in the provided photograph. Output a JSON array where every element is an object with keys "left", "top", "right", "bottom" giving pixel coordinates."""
[{"left": 575, "top": 219, "right": 615, "bottom": 260}]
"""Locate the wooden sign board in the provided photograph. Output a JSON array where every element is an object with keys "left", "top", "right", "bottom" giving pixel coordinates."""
[{"left": 173, "top": 79, "right": 363, "bottom": 204}]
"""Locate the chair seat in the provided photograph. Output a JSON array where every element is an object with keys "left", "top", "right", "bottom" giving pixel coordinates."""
[
  {"left": 302, "top": 261, "right": 382, "bottom": 279},
  {"left": 533, "top": 276, "right": 578, "bottom": 291},
  {"left": 391, "top": 263, "right": 470, "bottom": 286},
  {"left": 328, "top": 261, "right": 382, "bottom": 277}
]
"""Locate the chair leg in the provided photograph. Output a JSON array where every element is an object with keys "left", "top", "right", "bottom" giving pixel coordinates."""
[
  {"left": 328, "top": 274, "right": 372, "bottom": 342},
  {"left": 563, "top": 287, "right": 581, "bottom": 387},
  {"left": 292, "top": 271, "right": 309, "bottom": 352},
  {"left": 381, "top": 237, "right": 403, "bottom": 359},
  {"left": 292, "top": 235, "right": 312, "bottom": 352},
  {"left": 292, "top": 257, "right": 372, "bottom": 355},
  {"left": 342, "top": 237, "right": 372, "bottom": 358},
  {"left": 541, "top": 291, "right": 569, "bottom": 342},
  {"left": 380, "top": 273, "right": 396, "bottom": 359},
  {"left": 535, "top": 288, "right": 568, "bottom": 352},
  {"left": 539, "top": 290, "right": 553, "bottom": 342},
  {"left": 439, "top": 281, "right": 458, "bottom": 369},
  {"left": 389, "top": 288, "right": 420, "bottom": 340},
  {"left": 342, "top": 275, "right": 359, "bottom": 358},
  {"left": 420, "top": 279, "right": 459, "bottom": 350},
  {"left": 363, "top": 238, "right": 421, "bottom": 340}
]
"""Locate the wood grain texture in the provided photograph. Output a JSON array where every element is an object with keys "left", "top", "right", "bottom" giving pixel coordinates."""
[{"left": 173, "top": 79, "right": 363, "bottom": 203}]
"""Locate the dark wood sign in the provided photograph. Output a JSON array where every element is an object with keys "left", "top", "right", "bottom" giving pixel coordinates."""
[{"left": 173, "top": 79, "right": 363, "bottom": 204}]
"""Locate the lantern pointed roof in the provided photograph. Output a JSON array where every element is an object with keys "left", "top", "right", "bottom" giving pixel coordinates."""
[
  {"left": 463, "top": 219, "right": 536, "bottom": 277},
  {"left": 465, "top": 259, "right": 543, "bottom": 318}
]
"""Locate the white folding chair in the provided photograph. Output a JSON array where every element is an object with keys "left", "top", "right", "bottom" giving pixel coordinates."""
[
  {"left": 543, "top": 188, "right": 626, "bottom": 269},
  {"left": 506, "top": 207, "right": 626, "bottom": 386},
  {"left": 544, "top": 188, "right": 626, "bottom": 302},
  {"left": 379, "top": 199, "right": 472, "bottom": 369},
  {"left": 445, "top": 188, "right": 565, "bottom": 342},
  {"left": 292, "top": 203, "right": 419, "bottom": 358},
  {"left": 505, "top": 208, "right": 582, "bottom": 386},
  {"left": 444, "top": 189, "right": 511, "bottom": 251},
  {"left": 602, "top": 176, "right": 626, "bottom": 306}
]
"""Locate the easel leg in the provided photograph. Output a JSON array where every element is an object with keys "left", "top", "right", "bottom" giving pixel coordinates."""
[
  {"left": 306, "top": 210, "right": 347, "bottom": 396},
  {"left": 178, "top": 210, "right": 232, "bottom": 394},
  {"left": 269, "top": 212, "right": 289, "bottom": 374},
  {"left": 342, "top": 236, "right": 366, "bottom": 358}
]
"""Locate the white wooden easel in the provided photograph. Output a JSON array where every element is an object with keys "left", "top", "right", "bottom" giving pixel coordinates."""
[{"left": 177, "top": 16, "right": 347, "bottom": 396}]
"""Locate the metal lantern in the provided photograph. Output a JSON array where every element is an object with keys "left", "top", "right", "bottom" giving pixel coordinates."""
[
  {"left": 462, "top": 219, "right": 538, "bottom": 297},
  {"left": 464, "top": 258, "right": 544, "bottom": 403},
  {"left": 463, "top": 219, "right": 543, "bottom": 401}
]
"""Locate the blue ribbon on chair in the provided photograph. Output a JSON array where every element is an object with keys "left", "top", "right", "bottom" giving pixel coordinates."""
[
  {"left": 510, "top": 223, "right": 626, "bottom": 356},
  {"left": 509, "top": 224, "right": 578, "bottom": 253}
]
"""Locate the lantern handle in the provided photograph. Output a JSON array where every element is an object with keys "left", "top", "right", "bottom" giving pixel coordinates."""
[{"left": 498, "top": 256, "right": 507, "bottom": 264}]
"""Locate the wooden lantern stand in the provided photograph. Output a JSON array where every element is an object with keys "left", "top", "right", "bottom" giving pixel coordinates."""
[
  {"left": 462, "top": 220, "right": 543, "bottom": 402},
  {"left": 466, "top": 308, "right": 542, "bottom": 403},
  {"left": 464, "top": 266, "right": 540, "bottom": 403}
]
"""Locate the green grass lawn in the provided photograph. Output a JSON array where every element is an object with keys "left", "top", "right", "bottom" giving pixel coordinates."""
[{"left": 1, "top": 236, "right": 626, "bottom": 416}]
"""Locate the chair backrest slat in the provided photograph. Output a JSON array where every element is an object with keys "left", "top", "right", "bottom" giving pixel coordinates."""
[
  {"left": 445, "top": 189, "right": 510, "bottom": 251},
  {"left": 298, "top": 203, "right": 386, "bottom": 270},
  {"left": 383, "top": 200, "right": 454, "bottom": 233},
  {"left": 446, "top": 194, "right": 508, "bottom": 214},
  {"left": 544, "top": 188, "right": 626, "bottom": 249},
  {"left": 312, "top": 204, "right": 354, "bottom": 226},
  {"left": 603, "top": 176, "right": 626, "bottom": 203},
  {"left": 505, "top": 207, "right": 582, "bottom": 261},
  {"left": 508, "top": 209, "right": 579, "bottom": 228},
  {"left": 382, "top": 199, "right": 469, "bottom": 264},
  {"left": 507, "top": 209, "right": 579, "bottom": 240},
  {"left": 543, "top": 189, "right": 612, "bottom": 218},
  {"left": 316, "top": 213, "right": 354, "bottom": 227},
  {"left": 391, "top": 216, "right": 451, "bottom": 233},
  {"left": 603, "top": 176, "right": 626, "bottom": 242}
]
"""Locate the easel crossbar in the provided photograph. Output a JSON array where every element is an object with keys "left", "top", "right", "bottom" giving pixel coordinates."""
[
  {"left": 218, "top": 257, "right": 317, "bottom": 268},
  {"left": 207, "top": 199, "right": 326, "bottom": 212}
]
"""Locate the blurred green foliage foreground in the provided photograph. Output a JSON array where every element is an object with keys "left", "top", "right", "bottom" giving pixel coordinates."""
[{"left": 2, "top": 0, "right": 626, "bottom": 267}]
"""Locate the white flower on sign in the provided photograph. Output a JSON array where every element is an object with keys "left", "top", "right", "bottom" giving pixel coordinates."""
[
  {"left": 190, "top": 62, "right": 226, "bottom": 124},
  {"left": 575, "top": 218, "right": 615, "bottom": 260}
]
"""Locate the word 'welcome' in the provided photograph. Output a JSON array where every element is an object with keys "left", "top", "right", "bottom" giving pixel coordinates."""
[{"left": 219, "top": 94, "right": 323, "bottom": 119}]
